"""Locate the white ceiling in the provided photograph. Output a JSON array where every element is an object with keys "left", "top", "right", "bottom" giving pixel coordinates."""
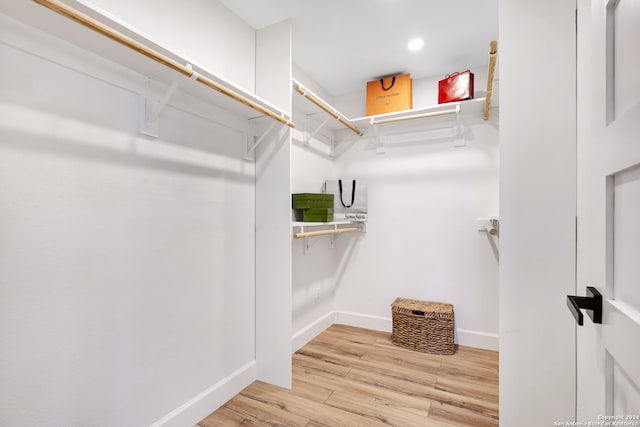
[{"left": 219, "top": 0, "right": 498, "bottom": 96}]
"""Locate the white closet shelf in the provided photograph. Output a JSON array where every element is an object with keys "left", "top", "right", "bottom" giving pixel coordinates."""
[
  {"left": 350, "top": 97, "right": 487, "bottom": 127},
  {"left": 292, "top": 220, "right": 362, "bottom": 227},
  {"left": 0, "top": 0, "right": 293, "bottom": 127}
]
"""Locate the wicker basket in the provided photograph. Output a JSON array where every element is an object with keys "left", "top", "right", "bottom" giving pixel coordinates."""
[{"left": 391, "top": 298, "right": 455, "bottom": 355}]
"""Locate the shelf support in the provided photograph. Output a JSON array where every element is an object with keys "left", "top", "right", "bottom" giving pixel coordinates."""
[
  {"left": 454, "top": 105, "right": 465, "bottom": 147},
  {"left": 139, "top": 64, "right": 199, "bottom": 137},
  {"left": 244, "top": 120, "right": 279, "bottom": 160},
  {"left": 331, "top": 132, "right": 359, "bottom": 158},
  {"left": 370, "top": 118, "right": 386, "bottom": 154},
  {"left": 304, "top": 115, "right": 332, "bottom": 146}
]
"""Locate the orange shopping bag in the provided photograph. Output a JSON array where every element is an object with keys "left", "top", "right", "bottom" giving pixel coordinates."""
[{"left": 366, "top": 73, "right": 412, "bottom": 116}]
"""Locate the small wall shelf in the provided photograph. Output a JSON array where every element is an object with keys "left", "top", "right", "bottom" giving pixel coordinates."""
[
  {"left": 292, "top": 221, "right": 365, "bottom": 253},
  {"left": 292, "top": 220, "right": 366, "bottom": 236}
]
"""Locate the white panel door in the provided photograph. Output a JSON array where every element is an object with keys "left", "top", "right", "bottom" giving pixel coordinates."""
[{"left": 575, "top": 0, "right": 640, "bottom": 423}]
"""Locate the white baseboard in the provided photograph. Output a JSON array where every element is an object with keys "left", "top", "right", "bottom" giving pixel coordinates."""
[
  {"left": 150, "top": 361, "right": 256, "bottom": 427},
  {"left": 456, "top": 329, "right": 499, "bottom": 351},
  {"left": 291, "top": 311, "right": 336, "bottom": 352},
  {"left": 334, "top": 310, "right": 393, "bottom": 332},
  {"left": 294, "top": 310, "right": 499, "bottom": 352}
]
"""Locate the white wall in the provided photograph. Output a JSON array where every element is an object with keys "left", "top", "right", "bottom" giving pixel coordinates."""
[
  {"left": 290, "top": 144, "right": 336, "bottom": 348},
  {"left": 499, "top": 0, "right": 577, "bottom": 425},
  {"left": 331, "top": 103, "right": 499, "bottom": 350},
  {"left": 75, "top": 0, "right": 256, "bottom": 92},
  {"left": 290, "top": 119, "right": 337, "bottom": 348},
  {"left": 0, "top": 8, "right": 257, "bottom": 427},
  {"left": 289, "top": 65, "right": 339, "bottom": 348},
  {"left": 254, "top": 20, "right": 293, "bottom": 389},
  {"left": 290, "top": 70, "right": 500, "bottom": 351}
]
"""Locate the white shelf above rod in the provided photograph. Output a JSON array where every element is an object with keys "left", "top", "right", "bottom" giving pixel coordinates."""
[
  {"left": 370, "top": 105, "right": 460, "bottom": 125},
  {"left": 292, "top": 78, "right": 363, "bottom": 136},
  {"left": 34, "top": 0, "right": 295, "bottom": 129}
]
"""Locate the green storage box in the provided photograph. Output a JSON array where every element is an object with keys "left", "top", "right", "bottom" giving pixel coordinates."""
[
  {"left": 301, "top": 208, "right": 334, "bottom": 222},
  {"left": 292, "top": 193, "right": 334, "bottom": 209}
]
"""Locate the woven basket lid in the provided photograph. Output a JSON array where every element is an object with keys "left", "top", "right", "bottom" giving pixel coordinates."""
[{"left": 391, "top": 297, "right": 454, "bottom": 317}]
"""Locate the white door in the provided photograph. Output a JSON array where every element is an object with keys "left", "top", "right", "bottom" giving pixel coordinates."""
[{"left": 575, "top": 0, "right": 640, "bottom": 422}]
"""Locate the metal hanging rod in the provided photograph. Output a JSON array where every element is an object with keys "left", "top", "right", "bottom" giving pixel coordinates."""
[
  {"left": 293, "top": 226, "right": 361, "bottom": 239},
  {"left": 33, "top": 0, "right": 295, "bottom": 128},
  {"left": 292, "top": 79, "right": 363, "bottom": 136},
  {"left": 484, "top": 40, "right": 498, "bottom": 120},
  {"left": 371, "top": 106, "right": 459, "bottom": 125}
]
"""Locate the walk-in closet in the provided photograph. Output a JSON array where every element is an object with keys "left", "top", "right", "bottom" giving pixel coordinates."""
[{"left": 1, "top": 0, "right": 613, "bottom": 426}]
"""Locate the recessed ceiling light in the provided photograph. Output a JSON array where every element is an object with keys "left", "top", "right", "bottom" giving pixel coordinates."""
[{"left": 408, "top": 38, "right": 424, "bottom": 51}]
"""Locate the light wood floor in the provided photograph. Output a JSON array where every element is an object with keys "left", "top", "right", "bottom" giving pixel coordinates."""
[{"left": 198, "top": 324, "right": 498, "bottom": 427}]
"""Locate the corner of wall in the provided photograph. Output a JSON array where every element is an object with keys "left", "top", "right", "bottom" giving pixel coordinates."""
[
  {"left": 150, "top": 362, "right": 256, "bottom": 427},
  {"left": 254, "top": 17, "right": 293, "bottom": 390}
]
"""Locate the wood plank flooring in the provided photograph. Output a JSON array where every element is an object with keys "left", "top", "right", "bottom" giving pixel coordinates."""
[{"left": 198, "top": 324, "right": 498, "bottom": 427}]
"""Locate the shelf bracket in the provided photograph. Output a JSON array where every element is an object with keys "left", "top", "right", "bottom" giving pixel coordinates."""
[
  {"left": 139, "top": 64, "right": 199, "bottom": 138},
  {"left": 244, "top": 120, "right": 279, "bottom": 160},
  {"left": 453, "top": 105, "right": 465, "bottom": 147},
  {"left": 370, "top": 118, "right": 386, "bottom": 154},
  {"left": 331, "top": 132, "right": 359, "bottom": 158},
  {"left": 304, "top": 115, "right": 332, "bottom": 146}
]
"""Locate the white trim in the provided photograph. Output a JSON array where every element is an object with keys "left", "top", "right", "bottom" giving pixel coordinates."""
[
  {"left": 456, "top": 329, "right": 499, "bottom": 351},
  {"left": 308, "top": 310, "right": 500, "bottom": 351},
  {"left": 334, "top": 310, "right": 393, "bottom": 332},
  {"left": 149, "top": 361, "right": 256, "bottom": 427},
  {"left": 291, "top": 311, "right": 336, "bottom": 352}
]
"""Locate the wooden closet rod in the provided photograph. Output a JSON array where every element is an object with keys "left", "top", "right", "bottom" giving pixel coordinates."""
[
  {"left": 33, "top": 0, "right": 295, "bottom": 128},
  {"left": 484, "top": 224, "right": 498, "bottom": 236},
  {"left": 293, "top": 227, "right": 361, "bottom": 239},
  {"left": 293, "top": 83, "right": 363, "bottom": 136},
  {"left": 484, "top": 40, "right": 498, "bottom": 120}
]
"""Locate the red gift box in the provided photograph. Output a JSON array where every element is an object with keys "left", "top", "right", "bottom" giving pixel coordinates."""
[{"left": 438, "top": 70, "right": 474, "bottom": 104}]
